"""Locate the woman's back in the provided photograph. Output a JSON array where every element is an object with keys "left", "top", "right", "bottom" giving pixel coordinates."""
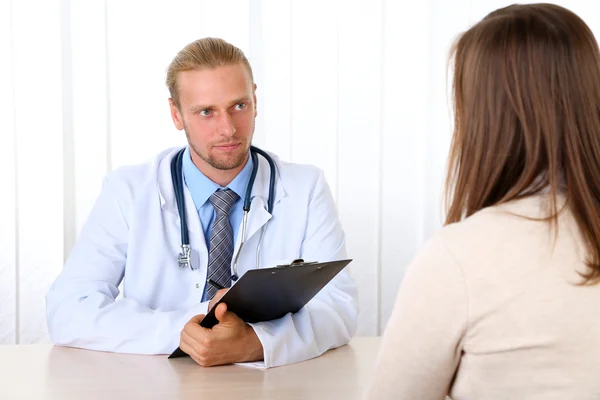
[
  {"left": 366, "top": 195, "right": 600, "bottom": 399},
  {"left": 447, "top": 195, "right": 600, "bottom": 398}
]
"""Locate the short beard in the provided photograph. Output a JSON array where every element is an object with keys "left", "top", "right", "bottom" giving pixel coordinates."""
[{"left": 185, "top": 130, "right": 249, "bottom": 171}]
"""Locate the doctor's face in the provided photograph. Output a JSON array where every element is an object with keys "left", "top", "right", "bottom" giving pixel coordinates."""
[{"left": 169, "top": 63, "right": 257, "bottom": 172}]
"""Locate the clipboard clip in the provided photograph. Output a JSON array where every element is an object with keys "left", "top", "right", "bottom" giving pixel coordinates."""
[{"left": 276, "top": 258, "right": 319, "bottom": 268}]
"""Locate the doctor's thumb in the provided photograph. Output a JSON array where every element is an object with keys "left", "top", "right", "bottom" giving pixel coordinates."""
[{"left": 214, "top": 303, "right": 232, "bottom": 323}]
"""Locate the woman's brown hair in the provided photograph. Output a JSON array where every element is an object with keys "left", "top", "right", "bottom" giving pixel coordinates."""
[{"left": 446, "top": 3, "right": 600, "bottom": 283}]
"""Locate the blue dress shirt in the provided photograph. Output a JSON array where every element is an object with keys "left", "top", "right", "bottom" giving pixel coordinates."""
[{"left": 182, "top": 146, "right": 253, "bottom": 299}]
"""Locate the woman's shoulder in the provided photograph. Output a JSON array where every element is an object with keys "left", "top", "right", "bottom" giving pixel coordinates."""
[{"left": 434, "top": 195, "right": 565, "bottom": 266}]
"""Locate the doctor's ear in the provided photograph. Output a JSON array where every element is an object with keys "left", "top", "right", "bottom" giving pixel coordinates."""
[
  {"left": 253, "top": 84, "right": 258, "bottom": 118},
  {"left": 169, "top": 98, "right": 184, "bottom": 131}
]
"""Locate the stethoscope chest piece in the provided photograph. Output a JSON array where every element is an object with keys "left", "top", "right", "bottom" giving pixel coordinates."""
[
  {"left": 178, "top": 244, "right": 195, "bottom": 270},
  {"left": 177, "top": 244, "right": 200, "bottom": 271}
]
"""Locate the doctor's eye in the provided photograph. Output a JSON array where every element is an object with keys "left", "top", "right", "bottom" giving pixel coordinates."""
[
  {"left": 234, "top": 103, "right": 247, "bottom": 111},
  {"left": 199, "top": 109, "right": 212, "bottom": 117}
]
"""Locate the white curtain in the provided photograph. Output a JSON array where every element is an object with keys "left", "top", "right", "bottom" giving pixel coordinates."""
[{"left": 1, "top": 0, "right": 599, "bottom": 344}]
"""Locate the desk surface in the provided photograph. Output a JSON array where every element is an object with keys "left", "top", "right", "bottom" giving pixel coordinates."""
[{"left": 0, "top": 337, "right": 380, "bottom": 400}]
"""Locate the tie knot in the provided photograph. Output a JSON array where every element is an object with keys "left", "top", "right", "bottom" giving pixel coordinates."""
[{"left": 209, "top": 189, "right": 239, "bottom": 216}]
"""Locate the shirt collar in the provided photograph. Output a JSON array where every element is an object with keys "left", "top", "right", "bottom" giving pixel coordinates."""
[{"left": 182, "top": 146, "right": 253, "bottom": 211}]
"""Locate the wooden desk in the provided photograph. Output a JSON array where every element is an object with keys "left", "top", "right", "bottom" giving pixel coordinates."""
[{"left": 0, "top": 337, "right": 380, "bottom": 399}]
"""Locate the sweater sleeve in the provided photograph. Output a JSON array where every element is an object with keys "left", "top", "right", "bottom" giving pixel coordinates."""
[{"left": 364, "top": 233, "right": 468, "bottom": 400}]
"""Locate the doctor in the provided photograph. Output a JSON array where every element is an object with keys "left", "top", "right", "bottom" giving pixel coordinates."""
[{"left": 45, "top": 37, "right": 358, "bottom": 368}]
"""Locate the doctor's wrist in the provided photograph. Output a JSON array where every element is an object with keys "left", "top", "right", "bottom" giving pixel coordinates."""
[{"left": 242, "top": 324, "right": 264, "bottom": 363}]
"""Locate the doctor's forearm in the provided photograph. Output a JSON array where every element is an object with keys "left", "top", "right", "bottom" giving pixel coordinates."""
[
  {"left": 248, "top": 279, "right": 358, "bottom": 367},
  {"left": 46, "top": 289, "right": 209, "bottom": 354}
]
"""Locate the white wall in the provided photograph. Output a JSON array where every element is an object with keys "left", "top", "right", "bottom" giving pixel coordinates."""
[{"left": 1, "top": 0, "right": 600, "bottom": 344}]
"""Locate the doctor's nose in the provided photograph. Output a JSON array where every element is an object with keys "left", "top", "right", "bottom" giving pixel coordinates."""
[{"left": 216, "top": 112, "right": 236, "bottom": 137}]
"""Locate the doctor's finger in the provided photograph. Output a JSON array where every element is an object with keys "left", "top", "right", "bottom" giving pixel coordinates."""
[
  {"left": 179, "top": 339, "right": 206, "bottom": 366},
  {"left": 181, "top": 330, "right": 220, "bottom": 366},
  {"left": 181, "top": 328, "right": 201, "bottom": 346},
  {"left": 214, "top": 303, "right": 229, "bottom": 321},
  {"left": 214, "top": 303, "right": 243, "bottom": 325},
  {"left": 183, "top": 314, "right": 206, "bottom": 335},
  {"left": 181, "top": 329, "right": 213, "bottom": 359},
  {"left": 182, "top": 322, "right": 208, "bottom": 343},
  {"left": 187, "top": 314, "right": 205, "bottom": 325}
]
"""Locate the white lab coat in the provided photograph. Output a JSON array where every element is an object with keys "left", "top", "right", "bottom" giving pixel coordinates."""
[{"left": 46, "top": 147, "right": 358, "bottom": 368}]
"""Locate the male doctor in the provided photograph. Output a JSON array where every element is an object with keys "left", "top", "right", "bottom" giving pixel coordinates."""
[{"left": 45, "top": 37, "right": 358, "bottom": 368}]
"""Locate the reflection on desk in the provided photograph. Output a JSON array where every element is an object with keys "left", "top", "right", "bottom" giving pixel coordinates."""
[{"left": 0, "top": 337, "right": 380, "bottom": 400}]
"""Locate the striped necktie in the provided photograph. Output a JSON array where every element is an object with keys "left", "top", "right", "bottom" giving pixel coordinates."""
[{"left": 205, "top": 188, "right": 239, "bottom": 299}]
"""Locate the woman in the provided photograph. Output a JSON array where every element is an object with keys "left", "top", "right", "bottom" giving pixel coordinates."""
[{"left": 365, "top": 4, "right": 600, "bottom": 399}]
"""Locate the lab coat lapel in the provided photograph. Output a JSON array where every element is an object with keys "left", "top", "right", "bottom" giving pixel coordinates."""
[
  {"left": 232, "top": 150, "right": 286, "bottom": 260},
  {"left": 244, "top": 197, "right": 272, "bottom": 242},
  {"left": 246, "top": 150, "right": 286, "bottom": 239},
  {"left": 157, "top": 149, "right": 208, "bottom": 263}
]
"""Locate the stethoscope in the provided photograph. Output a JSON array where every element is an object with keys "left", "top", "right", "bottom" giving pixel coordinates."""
[{"left": 170, "top": 145, "right": 276, "bottom": 281}]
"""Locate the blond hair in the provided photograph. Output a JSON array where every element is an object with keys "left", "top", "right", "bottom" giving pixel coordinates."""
[{"left": 166, "top": 37, "right": 253, "bottom": 108}]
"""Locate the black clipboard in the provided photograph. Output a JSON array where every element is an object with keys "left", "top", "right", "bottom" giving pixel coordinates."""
[{"left": 168, "top": 258, "right": 352, "bottom": 359}]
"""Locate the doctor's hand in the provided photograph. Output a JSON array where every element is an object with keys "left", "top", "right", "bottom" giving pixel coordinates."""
[{"left": 179, "top": 303, "right": 264, "bottom": 367}]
